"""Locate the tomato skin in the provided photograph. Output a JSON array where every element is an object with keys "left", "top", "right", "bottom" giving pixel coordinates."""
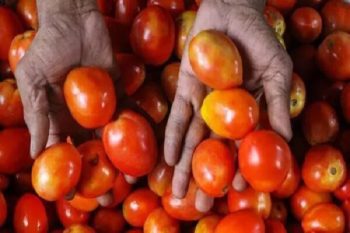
[
  {"left": 0, "top": 192, "right": 7, "bottom": 227},
  {"left": 16, "top": 0, "right": 38, "bottom": 30},
  {"left": 108, "top": 172, "right": 133, "bottom": 207},
  {"left": 63, "top": 224, "right": 96, "bottom": 233},
  {"left": 115, "top": 0, "right": 146, "bottom": 26},
  {"left": 13, "top": 193, "right": 48, "bottom": 233},
  {"left": 130, "top": 6, "right": 175, "bottom": 65},
  {"left": 96, "top": 0, "right": 115, "bottom": 16},
  {"left": 32, "top": 143, "right": 82, "bottom": 201},
  {"left": 214, "top": 210, "right": 265, "bottom": 233},
  {"left": 265, "top": 219, "right": 287, "bottom": 233},
  {"left": 239, "top": 130, "right": 292, "bottom": 192},
  {"left": 161, "top": 62, "right": 179, "bottom": 102},
  {"left": 302, "top": 203, "right": 345, "bottom": 233},
  {"left": 144, "top": 208, "right": 180, "bottom": 233},
  {"left": 105, "top": 17, "right": 131, "bottom": 53},
  {"left": 148, "top": 157, "right": 173, "bottom": 196},
  {"left": 0, "top": 7, "right": 24, "bottom": 61},
  {"left": 175, "top": 11, "right": 196, "bottom": 59},
  {"left": 267, "top": 0, "right": 296, "bottom": 14},
  {"left": 103, "top": 110, "right": 158, "bottom": 177},
  {"left": 321, "top": 0, "right": 350, "bottom": 35},
  {"left": 56, "top": 199, "right": 90, "bottom": 228},
  {"left": 334, "top": 170, "right": 350, "bottom": 201},
  {"left": 264, "top": 6, "right": 286, "bottom": 36},
  {"left": 290, "top": 74, "right": 306, "bottom": 119},
  {"left": 68, "top": 193, "right": 98, "bottom": 212},
  {"left": 123, "top": 188, "right": 160, "bottom": 227},
  {"left": 147, "top": 0, "right": 185, "bottom": 17},
  {"left": 194, "top": 215, "right": 220, "bottom": 233},
  {"left": 93, "top": 208, "right": 126, "bottom": 233}
]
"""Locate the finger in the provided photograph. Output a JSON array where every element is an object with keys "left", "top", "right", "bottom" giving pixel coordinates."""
[
  {"left": 232, "top": 170, "right": 247, "bottom": 192},
  {"left": 195, "top": 189, "right": 214, "bottom": 213},
  {"left": 124, "top": 174, "right": 138, "bottom": 185},
  {"left": 96, "top": 192, "right": 113, "bottom": 207}
]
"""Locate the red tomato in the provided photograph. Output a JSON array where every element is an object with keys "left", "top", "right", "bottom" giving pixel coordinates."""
[
  {"left": 32, "top": 143, "right": 82, "bottom": 201},
  {"left": 161, "top": 62, "right": 179, "bottom": 102},
  {"left": 103, "top": 110, "right": 158, "bottom": 177},
  {"left": 64, "top": 67, "right": 117, "bottom": 129},
  {"left": 290, "top": 45, "right": 317, "bottom": 81},
  {"left": 239, "top": 130, "right": 292, "bottom": 192},
  {"left": 68, "top": 193, "right": 98, "bottom": 212},
  {"left": 290, "top": 73, "right": 306, "bottom": 119},
  {"left": 335, "top": 170, "right": 350, "bottom": 201},
  {"left": 341, "top": 83, "right": 350, "bottom": 122},
  {"left": 130, "top": 6, "right": 175, "bottom": 65},
  {"left": 175, "top": 11, "right": 196, "bottom": 59},
  {"left": 109, "top": 172, "right": 133, "bottom": 207},
  {"left": 0, "top": 79, "right": 24, "bottom": 127},
  {"left": 115, "top": 0, "right": 146, "bottom": 26},
  {"left": 302, "top": 203, "right": 345, "bottom": 233},
  {"left": 147, "top": 0, "right": 185, "bottom": 16},
  {"left": 267, "top": 0, "right": 297, "bottom": 14},
  {"left": 144, "top": 208, "right": 180, "bottom": 233},
  {"left": 0, "top": 128, "right": 32, "bottom": 174},
  {"left": 264, "top": 6, "right": 286, "bottom": 36},
  {"left": 269, "top": 200, "right": 288, "bottom": 223},
  {"left": 0, "top": 192, "right": 7, "bottom": 227},
  {"left": 148, "top": 157, "right": 174, "bottom": 196},
  {"left": 321, "top": 0, "right": 350, "bottom": 35},
  {"left": 16, "top": 0, "right": 38, "bottom": 30},
  {"left": 201, "top": 89, "right": 259, "bottom": 140},
  {"left": 192, "top": 139, "right": 235, "bottom": 197},
  {"left": 93, "top": 208, "right": 126, "bottom": 233},
  {"left": 214, "top": 210, "right": 265, "bottom": 233},
  {"left": 123, "top": 188, "right": 160, "bottom": 227},
  {"left": 63, "top": 224, "right": 95, "bottom": 233},
  {"left": 105, "top": 17, "right": 131, "bottom": 53},
  {"left": 265, "top": 219, "right": 287, "bottom": 233},
  {"left": 14, "top": 193, "right": 48, "bottom": 233},
  {"left": 56, "top": 199, "right": 90, "bottom": 228},
  {"left": 0, "top": 7, "right": 24, "bottom": 61},
  {"left": 96, "top": 0, "right": 114, "bottom": 16}
]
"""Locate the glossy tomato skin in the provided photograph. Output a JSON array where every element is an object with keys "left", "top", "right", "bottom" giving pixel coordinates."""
[
  {"left": 144, "top": 208, "right": 180, "bottom": 233},
  {"left": 290, "top": 73, "right": 306, "bottom": 118},
  {"left": 265, "top": 219, "right": 287, "bottom": 233},
  {"left": 334, "top": 170, "right": 350, "bottom": 201},
  {"left": 148, "top": 157, "right": 174, "bottom": 196},
  {"left": 267, "top": 0, "right": 296, "bottom": 14},
  {"left": 108, "top": 172, "right": 133, "bottom": 207},
  {"left": 194, "top": 215, "right": 220, "bottom": 233},
  {"left": 93, "top": 208, "right": 126, "bottom": 233},
  {"left": 264, "top": 6, "right": 286, "bottom": 36},
  {"left": 161, "top": 62, "right": 179, "bottom": 102},
  {"left": 103, "top": 110, "right": 158, "bottom": 177},
  {"left": 341, "top": 83, "right": 350, "bottom": 122},
  {"left": 14, "top": 193, "right": 48, "bottom": 233},
  {"left": 201, "top": 89, "right": 259, "bottom": 140},
  {"left": 147, "top": 0, "right": 185, "bottom": 16},
  {"left": 321, "top": 0, "right": 350, "bottom": 35},
  {"left": 56, "top": 199, "right": 90, "bottom": 228},
  {"left": 68, "top": 193, "right": 98, "bottom": 212},
  {"left": 239, "top": 130, "right": 292, "bottom": 192},
  {"left": 32, "top": 143, "right": 82, "bottom": 201},
  {"left": 16, "top": 0, "right": 38, "bottom": 30},
  {"left": 0, "top": 192, "right": 7, "bottom": 227},
  {"left": 130, "top": 6, "right": 175, "bottom": 65},
  {"left": 115, "top": 0, "right": 146, "bottom": 25},
  {"left": 175, "top": 11, "right": 196, "bottom": 59},
  {"left": 0, "top": 7, "right": 24, "bottom": 61}
]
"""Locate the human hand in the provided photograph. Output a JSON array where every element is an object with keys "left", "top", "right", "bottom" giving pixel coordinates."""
[{"left": 164, "top": 0, "right": 293, "bottom": 212}]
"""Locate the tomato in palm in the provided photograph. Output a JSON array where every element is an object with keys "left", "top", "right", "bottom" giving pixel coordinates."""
[
  {"left": 341, "top": 83, "right": 350, "bottom": 122},
  {"left": 109, "top": 172, "right": 133, "bottom": 207},
  {"left": 194, "top": 215, "right": 220, "bottom": 233},
  {"left": 192, "top": 139, "right": 235, "bottom": 197},
  {"left": 0, "top": 7, "right": 24, "bottom": 61},
  {"left": 265, "top": 219, "right": 287, "bottom": 233},
  {"left": 175, "top": 11, "right": 196, "bottom": 59},
  {"left": 0, "top": 79, "right": 24, "bottom": 127},
  {"left": 103, "top": 110, "right": 158, "bottom": 177},
  {"left": 64, "top": 67, "right": 117, "bottom": 129},
  {"left": 63, "top": 224, "right": 95, "bottom": 233},
  {"left": 123, "top": 188, "right": 160, "bottom": 227},
  {"left": 130, "top": 6, "right": 175, "bottom": 65},
  {"left": 147, "top": 0, "right": 185, "bottom": 16},
  {"left": 144, "top": 208, "right": 180, "bottom": 233},
  {"left": 32, "top": 143, "right": 82, "bottom": 201},
  {"left": 14, "top": 193, "right": 48, "bottom": 233},
  {"left": 115, "top": 0, "right": 146, "bottom": 26},
  {"left": 267, "top": 0, "right": 296, "bottom": 14},
  {"left": 239, "top": 130, "right": 292, "bottom": 192},
  {"left": 0, "top": 192, "right": 6, "bottom": 227},
  {"left": 264, "top": 6, "right": 286, "bottom": 36},
  {"left": 201, "top": 89, "right": 259, "bottom": 140},
  {"left": 56, "top": 199, "right": 90, "bottom": 228},
  {"left": 321, "top": 0, "right": 350, "bottom": 35},
  {"left": 214, "top": 210, "right": 265, "bottom": 233},
  {"left": 290, "top": 73, "right": 306, "bottom": 119},
  {"left": 269, "top": 200, "right": 288, "bottom": 223},
  {"left": 93, "top": 208, "right": 126, "bottom": 233},
  {"left": 68, "top": 193, "right": 98, "bottom": 212},
  {"left": 16, "top": 0, "right": 38, "bottom": 30},
  {"left": 161, "top": 62, "right": 179, "bottom": 102},
  {"left": 148, "top": 157, "right": 174, "bottom": 196},
  {"left": 334, "top": 170, "right": 350, "bottom": 201}
]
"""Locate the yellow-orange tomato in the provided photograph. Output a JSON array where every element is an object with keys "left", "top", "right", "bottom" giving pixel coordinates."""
[
  {"left": 290, "top": 73, "right": 306, "bottom": 118},
  {"left": 264, "top": 6, "right": 286, "bottom": 36},
  {"left": 64, "top": 67, "right": 117, "bottom": 129},
  {"left": 16, "top": 0, "right": 38, "bottom": 30},
  {"left": 32, "top": 143, "right": 82, "bottom": 201},
  {"left": 201, "top": 89, "right": 259, "bottom": 140},
  {"left": 194, "top": 215, "right": 221, "bottom": 233},
  {"left": 144, "top": 208, "right": 180, "bottom": 233},
  {"left": 148, "top": 157, "right": 174, "bottom": 197},
  {"left": 68, "top": 193, "right": 98, "bottom": 212},
  {"left": 175, "top": 10, "right": 196, "bottom": 59},
  {"left": 189, "top": 30, "right": 243, "bottom": 89}
]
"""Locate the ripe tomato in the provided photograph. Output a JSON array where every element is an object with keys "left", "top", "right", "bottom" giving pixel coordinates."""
[
  {"left": 264, "top": 6, "right": 286, "bottom": 36},
  {"left": 0, "top": 79, "right": 24, "bottom": 127},
  {"left": 189, "top": 30, "right": 242, "bottom": 89},
  {"left": 194, "top": 215, "right": 220, "bottom": 233},
  {"left": 239, "top": 130, "right": 292, "bottom": 192},
  {"left": 96, "top": 0, "right": 114, "bottom": 16},
  {"left": 93, "top": 208, "right": 126, "bottom": 233},
  {"left": 267, "top": 0, "right": 296, "bottom": 14},
  {"left": 16, "top": 0, "right": 38, "bottom": 30},
  {"left": 227, "top": 186, "right": 271, "bottom": 219},
  {"left": 148, "top": 157, "right": 174, "bottom": 196},
  {"left": 175, "top": 10, "right": 196, "bottom": 59},
  {"left": 290, "top": 45, "right": 317, "bottom": 81},
  {"left": 0, "top": 192, "right": 7, "bottom": 227},
  {"left": 130, "top": 6, "right": 175, "bottom": 65},
  {"left": 317, "top": 31, "right": 350, "bottom": 81},
  {"left": 341, "top": 83, "right": 350, "bottom": 122},
  {"left": 115, "top": 0, "right": 146, "bottom": 26},
  {"left": 56, "top": 199, "right": 90, "bottom": 228},
  {"left": 0, "top": 128, "right": 31, "bottom": 174},
  {"left": 290, "top": 185, "right": 332, "bottom": 220},
  {"left": 64, "top": 67, "right": 117, "bottom": 129},
  {"left": 290, "top": 73, "right": 306, "bottom": 118},
  {"left": 302, "top": 203, "right": 345, "bottom": 233},
  {"left": 321, "top": 0, "right": 350, "bottom": 35},
  {"left": 144, "top": 208, "right": 180, "bottom": 233},
  {"left": 103, "top": 110, "right": 158, "bottom": 177},
  {"left": 269, "top": 200, "right": 288, "bottom": 223},
  {"left": 201, "top": 89, "right": 259, "bottom": 140},
  {"left": 116, "top": 53, "right": 145, "bottom": 96},
  {"left": 334, "top": 170, "right": 350, "bottom": 201},
  {"left": 214, "top": 210, "right": 265, "bottom": 233},
  {"left": 302, "top": 101, "right": 339, "bottom": 145},
  {"left": 63, "top": 224, "right": 95, "bottom": 233},
  {"left": 192, "top": 139, "right": 235, "bottom": 197},
  {"left": 14, "top": 193, "right": 48, "bottom": 233},
  {"left": 0, "top": 7, "right": 24, "bottom": 61},
  {"left": 265, "top": 219, "right": 287, "bottom": 233},
  {"left": 105, "top": 17, "right": 131, "bottom": 53},
  {"left": 109, "top": 172, "right": 133, "bottom": 207},
  {"left": 161, "top": 62, "right": 179, "bottom": 102},
  {"left": 68, "top": 193, "right": 98, "bottom": 212},
  {"left": 123, "top": 188, "right": 160, "bottom": 227},
  {"left": 147, "top": 0, "right": 185, "bottom": 16},
  {"left": 32, "top": 143, "right": 82, "bottom": 201}
]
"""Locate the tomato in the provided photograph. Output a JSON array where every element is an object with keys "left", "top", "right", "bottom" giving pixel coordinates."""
[
  {"left": 175, "top": 11, "right": 196, "bottom": 59},
  {"left": 148, "top": 157, "right": 174, "bottom": 196},
  {"left": 132, "top": 82, "right": 169, "bottom": 123},
  {"left": 309, "top": 79, "right": 345, "bottom": 107},
  {"left": 227, "top": 186, "right": 271, "bottom": 219},
  {"left": 16, "top": 0, "right": 38, "bottom": 30},
  {"left": 267, "top": 0, "right": 296, "bottom": 14},
  {"left": 13, "top": 193, "right": 48, "bottom": 233},
  {"left": 130, "top": 6, "right": 175, "bottom": 65},
  {"left": 109, "top": 172, "right": 133, "bottom": 207},
  {"left": 194, "top": 215, "right": 220, "bottom": 233},
  {"left": 214, "top": 210, "right": 265, "bottom": 233},
  {"left": 162, "top": 179, "right": 204, "bottom": 221},
  {"left": 269, "top": 200, "right": 288, "bottom": 223},
  {"left": 264, "top": 6, "right": 286, "bottom": 36},
  {"left": 64, "top": 67, "right": 116, "bottom": 129},
  {"left": 321, "top": 0, "right": 350, "bottom": 35},
  {"left": 32, "top": 143, "right": 82, "bottom": 201},
  {"left": 290, "top": 45, "right": 317, "bottom": 82},
  {"left": 105, "top": 17, "right": 131, "bottom": 53},
  {"left": 93, "top": 208, "right": 126, "bottom": 233},
  {"left": 115, "top": 0, "right": 146, "bottom": 26},
  {"left": 144, "top": 208, "right": 180, "bottom": 233},
  {"left": 201, "top": 89, "right": 259, "bottom": 140},
  {"left": 239, "top": 130, "right": 291, "bottom": 192},
  {"left": 290, "top": 7, "right": 322, "bottom": 43},
  {"left": 123, "top": 188, "right": 160, "bottom": 227},
  {"left": 265, "top": 219, "right": 287, "bottom": 233},
  {"left": 0, "top": 192, "right": 6, "bottom": 227},
  {"left": 341, "top": 83, "right": 350, "bottom": 122},
  {"left": 290, "top": 185, "right": 332, "bottom": 220},
  {"left": 289, "top": 73, "right": 306, "bottom": 118},
  {"left": 318, "top": 31, "right": 350, "bottom": 81},
  {"left": 0, "top": 128, "right": 31, "bottom": 174},
  {"left": 335, "top": 169, "right": 350, "bottom": 201},
  {"left": 0, "top": 7, "right": 24, "bottom": 61},
  {"left": 342, "top": 200, "right": 350, "bottom": 232},
  {"left": 56, "top": 199, "right": 90, "bottom": 228},
  {"left": 302, "top": 101, "right": 339, "bottom": 145},
  {"left": 116, "top": 53, "right": 145, "bottom": 96},
  {"left": 0, "top": 79, "right": 24, "bottom": 127},
  {"left": 302, "top": 203, "right": 345, "bottom": 233},
  {"left": 161, "top": 62, "right": 179, "bottom": 102},
  {"left": 297, "top": 0, "right": 325, "bottom": 7},
  {"left": 63, "top": 224, "right": 95, "bottom": 233},
  {"left": 103, "top": 110, "right": 158, "bottom": 177},
  {"left": 68, "top": 193, "right": 98, "bottom": 212},
  {"left": 0, "top": 175, "right": 9, "bottom": 191},
  {"left": 189, "top": 30, "right": 242, "bottom": 89},
  {"left": 96, "top": 0, "right": 114, "bottom": 16},
  {"left": 147, "top": 0, "right": 185, "bottom": 16}
]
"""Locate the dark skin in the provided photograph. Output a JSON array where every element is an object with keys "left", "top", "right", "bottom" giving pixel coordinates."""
[{"left": 14, "top": 0, "right": 292, "bottom": 211}]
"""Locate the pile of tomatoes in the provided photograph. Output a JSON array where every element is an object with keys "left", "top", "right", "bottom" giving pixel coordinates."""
[{"left": 1, "top": 0, "right": 350, "bottom": 232}]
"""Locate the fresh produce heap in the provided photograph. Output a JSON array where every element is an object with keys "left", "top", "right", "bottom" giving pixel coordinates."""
[{"left": 0, "top": 0, "right": 350, "bottom": 232}]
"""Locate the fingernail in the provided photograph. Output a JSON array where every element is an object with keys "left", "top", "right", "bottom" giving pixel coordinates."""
[
  {"left": 233, "top": 172, "right": 247, "bottom": 192},
  {"left": 97, "top": 193, "right": 113, "bottom": 207},
  {"left": 124, "top": 174, "right": 138, "bottom": 184}
]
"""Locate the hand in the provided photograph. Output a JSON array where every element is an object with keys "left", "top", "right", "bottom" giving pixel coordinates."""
[{"left": 164, "top": 0, "right": 293, "bottom": 212}]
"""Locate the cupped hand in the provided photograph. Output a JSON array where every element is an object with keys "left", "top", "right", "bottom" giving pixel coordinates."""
[{"left": 164, "top": 0, "right": 293, "bottom": 212}]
